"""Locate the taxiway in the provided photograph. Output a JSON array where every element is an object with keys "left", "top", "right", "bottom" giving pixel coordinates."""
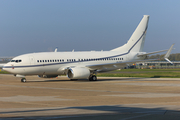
[{"left": 0, "top": 74, "right": 180, "bottom": 119}]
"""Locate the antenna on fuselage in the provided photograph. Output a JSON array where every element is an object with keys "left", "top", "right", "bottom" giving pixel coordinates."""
[{"left": 54, "top": 47, "right": 58, "bottom": 52}]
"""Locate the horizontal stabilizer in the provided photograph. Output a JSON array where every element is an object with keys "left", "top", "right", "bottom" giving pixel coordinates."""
[{"left": 165, "top": 58, "right": 173, "bottom": 65}]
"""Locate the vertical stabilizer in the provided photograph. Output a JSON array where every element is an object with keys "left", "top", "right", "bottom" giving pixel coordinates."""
[{"left": 111, "top": 15, "right": 149, "bottom": 52}]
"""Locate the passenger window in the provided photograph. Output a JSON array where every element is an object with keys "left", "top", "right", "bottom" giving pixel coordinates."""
[{"left": 19, "top": 60, "right": 22, "bottom": 62}]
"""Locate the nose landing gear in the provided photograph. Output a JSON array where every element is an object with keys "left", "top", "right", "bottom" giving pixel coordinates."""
[
  {"left": 14, "top": 74, "right": 26, "bottom": 83},
  {"left": 21, "top": 78, "right": 26, "bottom": 83}
]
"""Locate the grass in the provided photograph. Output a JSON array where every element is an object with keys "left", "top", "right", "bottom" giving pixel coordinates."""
[
  {"left": 0, "top": 70, "right": 10, "bottom": 74},
  {"left": 97, "top": 69, "right": 180, "bottom": 78}
]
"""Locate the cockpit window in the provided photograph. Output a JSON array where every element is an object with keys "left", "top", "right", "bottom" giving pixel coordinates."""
[
  {"left": 11, "top": 60, "right": 15, "bottom": 62},
  {"left": 11, "top": 59, "right": 22, "bottom": 63}
]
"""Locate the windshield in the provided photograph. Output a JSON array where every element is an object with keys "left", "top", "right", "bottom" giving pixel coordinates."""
[{"left": 11, "top": 60, "right": 22, "bottom": 63}]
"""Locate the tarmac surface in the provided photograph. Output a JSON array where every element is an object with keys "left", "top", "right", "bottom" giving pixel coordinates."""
[{"left": 0, "top": 74, "right": 180, "bottom": 119}]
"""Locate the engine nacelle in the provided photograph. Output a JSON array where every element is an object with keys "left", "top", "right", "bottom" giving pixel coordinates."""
[
  {"left": 67, "top": 67, "right": 90, "bottom": 79},
  {"left": 38, "top": 75, "right": 58, "bottom": 78}
]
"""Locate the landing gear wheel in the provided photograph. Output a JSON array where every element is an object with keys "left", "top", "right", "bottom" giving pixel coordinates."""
[
  {"left": 21, "top": 78, "right": 26, "bottom": 83},
  {"left": 92, "top": 75, "right": 97, "bottom": 81},
  {"left": 89, "top": 75, "right": 97, "bottom": 81}
]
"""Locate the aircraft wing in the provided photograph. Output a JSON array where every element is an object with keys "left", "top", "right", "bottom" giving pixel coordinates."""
[
  {"left": 164, "top": 44, "right": 174, "bottom": 64},
  {"left": 137, "top": 44, "right": 174, "bottom": 57},
  {"left": 61, "top": 44, "right": 174, "bottom": 73},
  {"left": 137, "top": 50, "right": 168, "bottom": 57},
  {"left": 86, "top": 59, "right": 159, "bottom": 72}
]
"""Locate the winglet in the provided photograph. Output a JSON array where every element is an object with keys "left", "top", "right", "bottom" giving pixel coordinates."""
[{"left": 164, "top": 44, "right": 174, "bottom": 64}]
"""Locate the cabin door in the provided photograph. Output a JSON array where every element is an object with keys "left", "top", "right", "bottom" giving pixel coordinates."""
[{"left": 29, "top": 56, "right": 34, "bottom": 65}]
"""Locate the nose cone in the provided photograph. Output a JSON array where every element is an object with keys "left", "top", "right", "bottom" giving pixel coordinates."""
[
  {"left": 0, "top": 64, "right": 5, "bottom": 69},
  {"left": 2, "top": 64, "right": 8, "bottom": 71},
  {"left": 2, "top": 63, "right": 13, "bottom": 73}
]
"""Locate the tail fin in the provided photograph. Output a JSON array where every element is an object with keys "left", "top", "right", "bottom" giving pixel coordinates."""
[{"left": 111, "top": 15, "right": 149, "bottom": 52}]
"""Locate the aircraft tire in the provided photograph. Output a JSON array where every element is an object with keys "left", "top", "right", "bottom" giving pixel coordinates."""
[
  {"left": 92, "top": 75, "right": 97, "bottom": 81},
  {"left": 21, "top": 78, "right": 26, "bottom": 83},
  {"left": 89, "top": 75, "right": 97, "bottom": 81}
]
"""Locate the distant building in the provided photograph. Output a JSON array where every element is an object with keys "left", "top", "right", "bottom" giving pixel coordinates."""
[{"left": 136, "top": 61, "right": 180, "bottom": 69}]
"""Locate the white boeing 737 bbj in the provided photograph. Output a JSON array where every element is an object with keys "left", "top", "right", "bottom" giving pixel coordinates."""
[{"left": 2, "top": 15, "right": 174, "bottom": 82}]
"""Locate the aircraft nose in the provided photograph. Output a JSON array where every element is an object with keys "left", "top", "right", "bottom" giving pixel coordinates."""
[
  {"left": 2, "top": 64, "right": 7, "bottom": 71},
  {"left": 2, "top": 64, "right": 12, "bottom": 72}
]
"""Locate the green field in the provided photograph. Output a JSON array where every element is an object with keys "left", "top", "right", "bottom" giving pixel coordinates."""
[
  {"left": 97, "top": 69, "right": 180, "bottom": 78},
  {"left": 1, "top": 69, "right": 180, "bottom": 78},
  {"left": 0, "top": 70, "right": 10, "bottom": 74}
]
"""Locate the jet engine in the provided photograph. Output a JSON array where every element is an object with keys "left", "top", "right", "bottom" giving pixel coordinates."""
[
  {"left": 38, "top": 75, "right": 58, "bottom": 78},
  {"left": 67, "top": 67, "right": 90, "bottom": 79}
]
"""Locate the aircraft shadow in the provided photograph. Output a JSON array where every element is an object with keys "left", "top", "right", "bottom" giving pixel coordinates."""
[
  {"left": 26, "top": 77, "right": 156, "bottom": 83},
  {"left": 0, "top": 105, "right": 180, "bottom": 120}
]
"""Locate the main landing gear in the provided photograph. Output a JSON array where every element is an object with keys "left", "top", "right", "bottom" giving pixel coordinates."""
[
  {"left": 89, "top": 75, "right": 97, "bottom": 81},
  {"left": 21, "top": 78, "right": 26, "bottom": 83}
]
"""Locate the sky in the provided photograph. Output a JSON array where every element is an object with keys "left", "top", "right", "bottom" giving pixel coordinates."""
[{"left": 0, "top": 0, "right": 180, "bottom": 56}]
